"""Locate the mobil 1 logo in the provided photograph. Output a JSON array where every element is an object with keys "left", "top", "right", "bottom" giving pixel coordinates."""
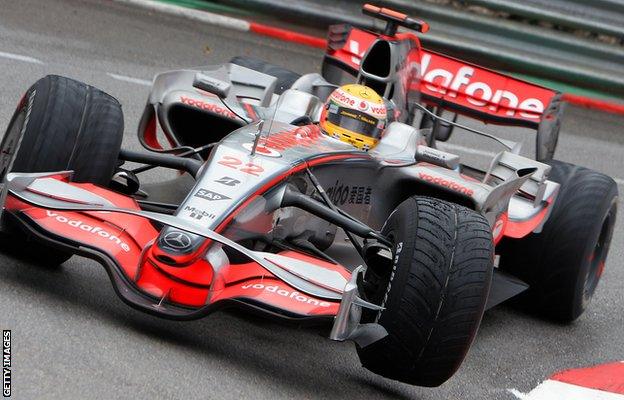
[{"left": 184, "top": 206, "right": 216, "bottom": 221}]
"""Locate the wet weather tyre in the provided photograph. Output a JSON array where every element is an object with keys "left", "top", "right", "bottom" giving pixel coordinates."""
[
  {"left": 230, "top": 56, "right": 301, "bottom": 94},
  {"left": 357, "top": 197, "right": 494, "bottom": 387},
  {"left": 0, "top": 75, "right": 124, "bottom": 266},
  {"left": 499, "top": 160, "right": 618, "bottom": 322}
]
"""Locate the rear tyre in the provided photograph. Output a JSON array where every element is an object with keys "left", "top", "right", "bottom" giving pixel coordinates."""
[
  {"left": 230, "top": 56, "right": 301, "bottom": 94},
  {"left": 0, "top": 75, "right": 124, "bottom": 266},
  {"left": 499, "top": 160, "right": 618, "bottom": 322},
  {"left": 357, "top": 197, "right": 493, "bottom": 386}
]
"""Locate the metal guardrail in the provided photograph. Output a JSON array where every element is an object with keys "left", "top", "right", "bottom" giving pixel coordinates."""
[
  {"left": 211, "top": 0, "right": 624, "bottom": 97},
  {"left": 463, "top": 0, "right": 624, "bottom": 40}
]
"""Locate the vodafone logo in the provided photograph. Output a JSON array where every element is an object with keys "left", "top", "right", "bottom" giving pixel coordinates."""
[
  {"left": 330, "top": 90, "right": 356, "bottom": 107},
  {"left": 418, "top": 172, "right": 475, "bottom": 196},
  {"left": 420, "top": 53, "right": 544, "bottom": 119},
  {"left": 180, "top": 96, "right": 237, "bottom": 119},
  {"left": 370, "top": 104, "right": 386, "bottom": 118},
  {"left": 45, "top": 211, "right": 130, "bottom": 252},
  {"left": 241, "top": 283, "right": 332, "bottom": 307}
]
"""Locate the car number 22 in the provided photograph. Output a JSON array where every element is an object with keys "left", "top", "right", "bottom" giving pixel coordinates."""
[{"left": 217, "top": 155, "right": 264, "bottom": 176}]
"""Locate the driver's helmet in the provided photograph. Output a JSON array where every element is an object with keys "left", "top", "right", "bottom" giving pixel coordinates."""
[{"left": 320, "top": 84, "right": 387, "bottom": 151}]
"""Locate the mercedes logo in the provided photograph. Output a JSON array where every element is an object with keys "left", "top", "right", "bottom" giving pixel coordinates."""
[{"left": 163, "top": 231, "right": 192, "bottom": 250}]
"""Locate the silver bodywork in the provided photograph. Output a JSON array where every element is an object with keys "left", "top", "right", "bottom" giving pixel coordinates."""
[
  {"left": 123, "top": 61, "right": 560, "bottom": 343},
  {"left": 140, "top": 63, "right": 559, "bottom": 244}
]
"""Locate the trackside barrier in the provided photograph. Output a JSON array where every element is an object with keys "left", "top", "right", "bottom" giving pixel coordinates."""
[
  {"left": 463, "top": 0, "right": 624, "bottom": 40},
  {"left": 211, "top": 0, "right": 624, "bottom": 98}
]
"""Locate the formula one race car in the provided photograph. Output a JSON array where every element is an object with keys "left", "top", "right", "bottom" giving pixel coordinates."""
[{"left": 0, "top": 4, "right": 617, "bottom": 387}]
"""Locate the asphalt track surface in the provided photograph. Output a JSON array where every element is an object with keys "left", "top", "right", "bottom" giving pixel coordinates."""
[{"left": 0, "top": 1, "right": 623, "bottom": 399}]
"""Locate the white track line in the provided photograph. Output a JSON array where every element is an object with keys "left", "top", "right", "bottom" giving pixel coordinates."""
[
  {"left": 508, "top": 381, "right": 624, "bottom": 400},
  {"left": 0, "top": 51, "right": 44, "bottom": 65},
  {"left": 107, "top": 73, "right": 152, "bottom": 86},
  {"left": 113, "top": 0, "right": 250, "bottom": 31}
]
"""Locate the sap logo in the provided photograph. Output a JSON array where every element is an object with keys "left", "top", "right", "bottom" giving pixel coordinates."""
[
  {"left": 194, "top": 189, "right": 230, "bottom": 201},
  {"left": 45, "top": 211, "right": 130, "bottom": 252}
]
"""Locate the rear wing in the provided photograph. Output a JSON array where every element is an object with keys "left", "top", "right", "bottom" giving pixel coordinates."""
[
  {"left": 419, "top": 50, "right": 561, "bottom": 129},
  {"left": 323, "top": 24, "right": 564, "bottom": 160},
  {"left": 323, "top": 25, "right": 563, "bottom": 129}
]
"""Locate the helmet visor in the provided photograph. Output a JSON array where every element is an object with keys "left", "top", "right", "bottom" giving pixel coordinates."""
[{"left": 326, "top": 105, "right": 384, "bottom": 139}]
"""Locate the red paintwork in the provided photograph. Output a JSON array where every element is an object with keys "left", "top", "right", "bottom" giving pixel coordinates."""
[
  {"left": 504, "top": 207, "right": 549, "bottom": 238},
  {"left": 211, "top": 277, "right": 339, "bottom": 316},
  {"left": 9, "top": 182, "right": 157, "bottom": 283},
  {"left": 136, "top": 258, "right": 211, "bottom": 306},
  {"left": 562, "top": 92, "right": 624, "bottom": 115},
  {"left": 209, "top": 249, "right": 347, "bottom": 316},
  {"left": 492, "top": 212, "right": 508, "bottom": 245},
  {"left": 6, "top": 154, "right": 356, "bottom": 315},
  {"left": 249, "top": 22, "right": 327, "bottom": 49},
  {"left": 142, "top": 111, "right": 162, "bottom": 150},
  {"left": 141, "top": 110, "right": 178, "bottom": 151},
  {"left": 503, "top": 194, "right": 555, "bottom": 239},
  {"left": 550, "top": 362, "right": 624, "bottom": 395}
]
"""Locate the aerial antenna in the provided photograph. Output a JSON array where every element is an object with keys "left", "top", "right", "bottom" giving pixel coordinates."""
[{"left": 250, "top": 120, "right": 264, "bottom": 156}]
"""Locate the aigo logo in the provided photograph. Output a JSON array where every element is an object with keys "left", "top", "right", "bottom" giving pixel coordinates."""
[{"left": 45, "top": 210, "right": 130, "bottom": 252}]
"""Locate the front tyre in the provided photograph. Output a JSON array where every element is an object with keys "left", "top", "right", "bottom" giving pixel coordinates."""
[
  {"left": 358, "top": 197, "right": 493, "bottom": 386},
  {"left": 0, "top": 75, "right": 124, "bottom": 266}
]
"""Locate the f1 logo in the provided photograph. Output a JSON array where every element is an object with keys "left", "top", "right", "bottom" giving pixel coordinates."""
[{"left": 215, "top": 176, "right": 241, "bottom": 187}]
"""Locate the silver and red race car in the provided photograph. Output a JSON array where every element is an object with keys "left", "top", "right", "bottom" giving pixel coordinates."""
[{"left": 0, "top": 4, "right": 617, "bottom": 387}]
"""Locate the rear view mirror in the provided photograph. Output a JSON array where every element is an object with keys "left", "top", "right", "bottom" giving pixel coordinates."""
[{"left": 193, "top": 72, "right": 231, "bottom": 98}]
